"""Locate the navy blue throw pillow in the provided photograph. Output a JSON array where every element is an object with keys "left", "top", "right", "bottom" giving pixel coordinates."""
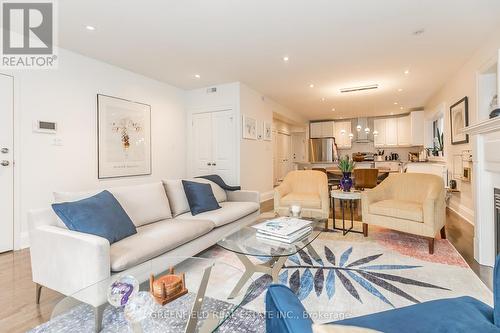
[
  {"left": 52, "top": 190, "right": 137, "bottom": 244},
  {"left": 182, "top": 180, "right": 221, "bottom": 216}
]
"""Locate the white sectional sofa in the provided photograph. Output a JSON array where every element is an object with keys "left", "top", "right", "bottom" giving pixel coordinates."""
[{"left": 28, "top": 179, "right": 260, "bottom": 299}]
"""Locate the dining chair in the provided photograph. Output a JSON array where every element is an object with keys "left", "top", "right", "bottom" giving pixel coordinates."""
[{"left": 353, "top": 168, "right": 378, "bottom": 190}]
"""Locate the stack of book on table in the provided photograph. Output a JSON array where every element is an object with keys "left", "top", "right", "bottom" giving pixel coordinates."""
[{"left": 252, "top": 217, "right": 312, "bottom": 243}]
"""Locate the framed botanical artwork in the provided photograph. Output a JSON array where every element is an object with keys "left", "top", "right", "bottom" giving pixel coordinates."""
[
  {"left": 242, "top": 115, "right": 257, "bottom": 140},
  {"left": 263, "top": 121, "right": 272, "bottom": 141},
  {"left": 450, "top": 97, "right": 469, "bottom": 145},
  {"left": 97, "top": 94, "right": 151, "bottom": 179}
]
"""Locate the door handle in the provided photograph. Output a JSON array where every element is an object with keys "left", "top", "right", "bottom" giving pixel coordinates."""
[
  {"left": 1, "top": 160, "right": 9, "bottom": 166},
  {"left": 1, "top": 148, "right": 8, "bottom": 154},
  {"left": 212, "top": 162, "right": 217, "bottom": 166},
  {"left": 207, "top": 162, "right": 212, "bottom": 166}
]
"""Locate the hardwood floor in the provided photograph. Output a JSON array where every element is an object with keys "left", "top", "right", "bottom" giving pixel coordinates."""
[{"left": 0, "top": 201, "right": 490, "bottom": 333}]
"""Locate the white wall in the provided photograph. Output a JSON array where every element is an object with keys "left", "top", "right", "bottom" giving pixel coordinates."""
[
  {"left": 4, "top": 49, "right": 187, "bottom": 248},
  {"left": 424, "top": 26, "right": 500, "bottom": 223}
]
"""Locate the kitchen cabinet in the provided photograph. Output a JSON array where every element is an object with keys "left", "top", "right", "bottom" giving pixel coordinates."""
[
  {"left": 334, "top": 121, "right": 352, "bottom": 148},
  {"left": 310, "top": 121, "right": 335, "bottom": 138},
  {"left": 397, "top": 115, "right": 411, "bottom": 146},
  {"left": 410, "top": 111, "right": 424, "bottom": 146},
  {"left": 373, "top": 118, "right": 386, "bottom": 147},
  {"left": 385, "top": 118, "right": 398, "bottom": 146}
]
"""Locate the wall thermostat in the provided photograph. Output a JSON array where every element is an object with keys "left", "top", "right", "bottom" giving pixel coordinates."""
[{"left": 33, "top": 120, "right": 57, "bottom": 134}]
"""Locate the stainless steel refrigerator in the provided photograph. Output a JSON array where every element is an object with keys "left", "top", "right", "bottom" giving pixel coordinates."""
[{"left": 308, "top": 138, "right": 339, "bottom": 163}]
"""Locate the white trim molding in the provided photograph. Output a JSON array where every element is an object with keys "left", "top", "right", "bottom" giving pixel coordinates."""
[{"left": 460, "top": 117, "right": 500, "bottom": 136}]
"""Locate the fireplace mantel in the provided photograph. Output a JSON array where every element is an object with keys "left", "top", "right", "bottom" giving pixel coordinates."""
[{"left": 460, "top": 117, "right": 500, "bottom": 136}]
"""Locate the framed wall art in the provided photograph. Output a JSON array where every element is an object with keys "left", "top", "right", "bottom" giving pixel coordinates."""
[
  {"left": 450, "top": 97, "right": 469, "bottom": 145},
  {"left": 242, "top": 115, "right": 257, "bottom": 140},
  {"left": 97, "top": 94, "right": 151, "bottom": 179},
  {"left": 263, "top": 121, "right": 272, "bottom": 141}
]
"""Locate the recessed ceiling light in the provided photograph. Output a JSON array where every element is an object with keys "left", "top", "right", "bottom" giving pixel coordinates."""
[
  {"left": 393, "top": 102, "right": 398, "bottom": 105},
  {"left": 321, "top": 97, "right": 326, "bottom": 102},
  {"left": 398, "top": 88, "right": 403, "bottom": 92},
  {"left": 413, "top": 29, "right": 425, "bottom": 36},
  {"left": 404, "top": 69, "right": 410, "bottom": 75},
  {"left": 400, "top": 106, "right": 404, "bottom": 110},
  {"left": 193, "top": 74, "right": 201, "bottom": 79},
  {"left": 309, "top": 84, "right": 315, "bottom": 88},
  {"left": 331, "top": 108, "right": 336, "bottom": 111},
  {"left": 283, "top": 56, "right": 289, "bottom": 62},
  {"left": 390, "top": 112, "right": 394, "bottom": 115},
  {"left": 85, "top": 25, "right": 96, "bottom": 31}
]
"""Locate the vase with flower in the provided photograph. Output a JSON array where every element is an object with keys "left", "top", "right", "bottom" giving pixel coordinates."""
[{"left": 338, "top": 155, "right": 355, "bottom": 192}]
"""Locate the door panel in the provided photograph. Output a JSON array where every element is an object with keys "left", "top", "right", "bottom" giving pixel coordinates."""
[
  {"left": 0, "top": 74, "right": 13, "bottom": 253},
  {"left": 211, "top": 110, "right": 236, "bottom": 184},
  {"left": 192, "top": 113, "right": 213, "bottom": 177},
  {"left": 277, "top": 133, "right": 291, "bottom": 181}
]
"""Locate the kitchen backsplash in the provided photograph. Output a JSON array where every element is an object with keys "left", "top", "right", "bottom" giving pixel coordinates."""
[{"left": 337, "top": 142, "right": 422, "bottom": 162}]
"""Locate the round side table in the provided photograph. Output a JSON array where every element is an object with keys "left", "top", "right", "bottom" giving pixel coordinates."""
[{"left": 330, "top": 189, "right": 363, "bottom": 235}]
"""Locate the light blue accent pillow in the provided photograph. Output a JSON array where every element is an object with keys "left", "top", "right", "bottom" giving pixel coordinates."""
[{"left": 52, "top": 190, "right": 137, "bottom": 244}]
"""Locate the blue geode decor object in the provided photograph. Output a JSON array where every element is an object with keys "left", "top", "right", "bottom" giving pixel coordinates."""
[{"left": 108, "top": 275, "right": 139, "bottom": 307}]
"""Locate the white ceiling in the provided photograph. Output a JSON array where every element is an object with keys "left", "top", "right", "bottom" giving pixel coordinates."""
[{"left": 58, "top": 0, "right": 500, "bottom": 120}]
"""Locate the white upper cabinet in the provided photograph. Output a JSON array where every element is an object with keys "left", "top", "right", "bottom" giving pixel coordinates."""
[
  {"left": 334, "top": 121, "right": 352, "bottom": 148},
  {"left": 373, "top": 118, "right": 386, "bottom": 147},
  {"left": 310, "top": 122, "right": 322, "bottom": 138},
  {"left": 321, "top": 121, "right": 335, "bottom": 137},
  {"left": 410, "top": 111, "right": 424, "bottom": 146},
  {"left": 397, "top": 115, "right": 411, "bottom": 146},
  {"left": 310, "top": 121, "right": 335, "bottom": 138},
  {"left": 385, "top": 118, "right": 398, "bottom": 146}
]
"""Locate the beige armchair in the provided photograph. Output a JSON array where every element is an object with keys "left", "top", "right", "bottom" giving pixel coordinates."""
[
  {"left": 274, "top": 170, "right": 329, "bottom": 219},
  {"left": 361, "top": 173, "right": 446, "bottom": 254}
]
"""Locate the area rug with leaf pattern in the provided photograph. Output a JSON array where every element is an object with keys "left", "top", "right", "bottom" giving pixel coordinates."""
[{"left": 199, "top": 225, "right": 492, "bottom": 324}]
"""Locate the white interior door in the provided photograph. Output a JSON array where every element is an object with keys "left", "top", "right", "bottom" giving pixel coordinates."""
[
  {"left": 277, "top": 132, "right": 292, "bottom": 181},
  {"left": 192, "top": 113, "right": 213, "bottom": 177},
  {"left": 211, "top": 110, "right": 236, "bottom": 184},
  {"left": 0, "top": 74, "right": 14, "bottom": 253},
  {"left": 292, "top": 133, "right": 306, "bottom": 162}
]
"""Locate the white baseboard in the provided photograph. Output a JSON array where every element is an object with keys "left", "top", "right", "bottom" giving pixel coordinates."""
[
  {"left": 260, "top": 190, "right": 274, "bottom": 202},
  {"left": 448, "top": 202, "right": 474, "bottom": 225}
]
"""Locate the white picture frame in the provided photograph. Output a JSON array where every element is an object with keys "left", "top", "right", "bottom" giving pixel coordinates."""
[
  {"left": 97, "top": 94, "right": 151, "bottom": 179},
  {"left": 263, "top": 121, "right": 272, "bottom": 141},
  {"left": 242, "top": 115, "right": 257, "bottom": 140}
]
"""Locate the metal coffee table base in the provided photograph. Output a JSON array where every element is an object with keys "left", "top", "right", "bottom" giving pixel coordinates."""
[{"left": 228, "top": 244, "right": 321, "bottom": 299}]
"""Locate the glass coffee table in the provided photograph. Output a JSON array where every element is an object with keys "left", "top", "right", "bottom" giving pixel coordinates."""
[
  {"left": 49, "top": 257, "right": 255, "bottom": 333},
  {"left": 217, "top": 218, "right": 324, "bottom": 299}
]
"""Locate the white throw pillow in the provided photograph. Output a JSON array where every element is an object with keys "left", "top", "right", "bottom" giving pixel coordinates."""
[
  {"left": 313, "top": 324, "right": 381, "bottom": 333},
  {"left": 53, "top": 182, "right": 172, "bottom": 227},
  {"left": 109, "top": 183, "right": 172, "bottom": 227},
  {"left": 162, "top": 178, "right": 227, "bottom": 217}
]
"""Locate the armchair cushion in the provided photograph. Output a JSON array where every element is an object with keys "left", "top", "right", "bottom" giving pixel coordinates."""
[
  {"left": 52, "top": 190, "right": 137, "bottom": 244},
  {"left": 281, "top": 193, "right": 322, "bottom": 209},
  {"left": 369, "top": 199, "right": 423, "bottom": 222}
]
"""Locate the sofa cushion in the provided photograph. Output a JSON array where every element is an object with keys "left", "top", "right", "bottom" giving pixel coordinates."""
[
  {"left": 162, "top": 179, "right": 227, "bottom": 217},
  {"left": 281, "top": 193, "right": 321, "bottom": 209},
  {"left": 369, "top": 199, "right": 423, "bottom": 222},
  {"left": 182, "top": 180, "right": 221, "bottom": 215},
  {"left": 176, "top": 201, "right": 259, "bottom": 227},
  {"left": 109, "top": 183, "right": 172, "bottom": 227},
  {"left": 54, "top": 182, "right": 172, "bottom": 227},
  {"left": 52, "top": 190, "right": 137, "bottom": 244},
  {"left": 110, "top": 218, "right": 214, "bottom": 271}
]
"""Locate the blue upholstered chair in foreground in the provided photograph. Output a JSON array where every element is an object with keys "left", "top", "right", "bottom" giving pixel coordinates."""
[{"left": 265, "top": 256, "right": 500, "bottom": 333}]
